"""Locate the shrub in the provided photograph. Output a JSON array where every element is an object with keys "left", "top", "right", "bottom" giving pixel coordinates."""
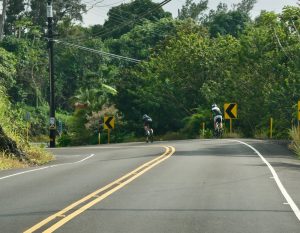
[
  {"left": 289, "top": 127, "right": 300, "bottom": 158},
  {"left": 57, "top": 133, "right": 72, "bottom": 147}
]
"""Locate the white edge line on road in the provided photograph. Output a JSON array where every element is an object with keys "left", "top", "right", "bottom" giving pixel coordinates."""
[
  {"left": 0, "top": 166, "right": 50, "bottom": 180},
  {"left": 233, "top": 140, "right": 300, "bottom": 222},
  {"left": 0, "top": 154, "right": 95, "bottom": 181},
  {"left": 74, "top": 154, "right": 95, "bottom": 163}
]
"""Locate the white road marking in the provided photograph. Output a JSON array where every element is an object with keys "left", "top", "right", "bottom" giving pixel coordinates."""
[
  {"left": 0, "top": 154, "right": 95, "bottom": 181},
  {"left": 234, "top": 140, "right": 300, "bottom": 222},
  {"left": 74, "top": 154, "right": 95, "bottom": 163},
  {"left": 0, "top": 167, "right": 50, "bottom": 180}
]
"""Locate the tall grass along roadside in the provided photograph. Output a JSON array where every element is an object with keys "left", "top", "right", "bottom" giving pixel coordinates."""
[{"left": 289, "top": 127, "right": 300, "bottom": 158}]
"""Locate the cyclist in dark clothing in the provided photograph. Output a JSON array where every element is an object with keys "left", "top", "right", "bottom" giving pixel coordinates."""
[{"left": 142, "top": 114, "right": 153, "bottom": 142}]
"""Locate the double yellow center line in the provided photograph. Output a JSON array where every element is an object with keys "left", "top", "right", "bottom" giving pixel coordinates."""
[{"left": 24, "top": 146, "right": 175, "bottom": 233}]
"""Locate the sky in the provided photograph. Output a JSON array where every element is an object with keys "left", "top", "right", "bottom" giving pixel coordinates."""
[{"left": 82, "top": 0, "right": 299, "bottom": 26}]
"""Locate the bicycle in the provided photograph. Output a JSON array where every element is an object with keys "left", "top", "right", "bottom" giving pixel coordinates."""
[
  {"left": 145, "top": 126, "right": 154, "bottom": 143},
  {"left": 214, "top": 122, "right": 223, "bottom": 138}
]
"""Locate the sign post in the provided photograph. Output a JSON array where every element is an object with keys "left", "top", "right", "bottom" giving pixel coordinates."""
[
  {"left": 98, "top": 119, "right": 101, "bottom": 145},
  {"left": 25, "top": 112, "right": 30, "bottom": 143},
  {"left": 224, "top": 103, "right": 238, "bottom": 134},
  {"left": 27, "top": 122, "right": 29, "bottom": 143},
  {"left": 58, "top": 120, "right": 63, "bottom": 136},
  {"left": 104, "top": 116, "right": 115, "bottom": 144},
  {"left": 270, "top": 118, "right": 273, "bottom": 139}
]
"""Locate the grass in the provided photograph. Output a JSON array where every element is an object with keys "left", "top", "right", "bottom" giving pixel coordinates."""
[
  {"left": 254, "top": 129, "right": 269, "bottom": 140},
  {"left": 289, "top": 126, "right": 300, "bottom": 158},
  {"left": 31, "top": 134, "right": 49, "bottom": 143},
  {"left": 0, "top": 152, "right": 27, "bottom": 169},
  {"left": 0, "top": 146, "right": 54, "bottom": 170},
  {"left": 25, "top": 146, "right": 54, "bottom": 165}
]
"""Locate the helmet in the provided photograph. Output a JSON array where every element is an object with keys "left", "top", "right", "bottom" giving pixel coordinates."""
[
  {"left": 142, "top": 114, "right": 148, "bottom": 120},
  {"left": 212, "top": 104, "right": 217, "bottom": 108}
]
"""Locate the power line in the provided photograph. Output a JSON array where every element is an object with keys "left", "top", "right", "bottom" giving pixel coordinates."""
[
  {"left": 105, "top": 12, "right": 175, "bottom": 37},
  {"left": 91, "top": 0, "right": 173, "bottom": 39},
  {"left": 54, "top": 39, "right": 141, "bottom": 63},
  {"left": 84, "top": 0, "right": 125, "bottom": 8},
  {"left": 80, "top": 3, "right": 178, "bottom": 40},
  {"left": 64, "top": 0, "right": 173, "bottom": 42}
]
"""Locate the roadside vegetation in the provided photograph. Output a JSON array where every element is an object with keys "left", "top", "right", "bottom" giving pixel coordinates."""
[
  {"left": 289, "top": 127, "right": 300, "bottom": 158},
  {"left": 0, "top": 0, "right": 299, "bottom": 160},
  {"left": 0, "top": 86, "right": 53, "bottom": 169}
]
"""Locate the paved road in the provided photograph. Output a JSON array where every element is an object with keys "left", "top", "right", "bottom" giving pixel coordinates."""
[{"left": 0, "top": 139, "right": 300, "bottom": 233}]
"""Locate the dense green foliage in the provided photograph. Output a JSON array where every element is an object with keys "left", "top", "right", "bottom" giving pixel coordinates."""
[{"left": 0, "top": 0, "right": 299, "bottom": 146}]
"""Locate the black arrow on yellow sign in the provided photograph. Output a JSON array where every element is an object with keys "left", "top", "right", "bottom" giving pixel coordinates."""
[
  {"left": 104, "top": 116, "right": 114, "bottom": 129},
  {"left": 225, "top": 103, "right": 237, "bottom": 119}
]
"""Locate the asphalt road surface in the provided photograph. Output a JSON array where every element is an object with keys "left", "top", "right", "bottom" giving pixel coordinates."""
[{"left": 0, "top": 139, "right": 300, "bottom": 233}]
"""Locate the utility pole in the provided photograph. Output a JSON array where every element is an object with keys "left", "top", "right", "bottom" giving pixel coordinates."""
[
  {"left": 47, "top": 0, "right": 56, "bottom": 147},
  {"left": 0, "top": 0, "right": 8, "bottom": 40}
]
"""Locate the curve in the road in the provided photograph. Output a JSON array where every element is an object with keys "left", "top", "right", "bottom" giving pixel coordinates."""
[
  {"left": 24, "top": 145, "right": 175, "bottom": 233},
  {"left": 234, "top": 140, "right": 300, "bottom": 222}
]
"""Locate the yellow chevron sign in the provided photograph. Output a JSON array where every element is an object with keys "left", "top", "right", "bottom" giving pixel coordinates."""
[
  {"left": 104, "top": 116, "right": 115, "bottom": 129},
  {"left": 224, "top": 103, "right": 238, "bottom": 119}
]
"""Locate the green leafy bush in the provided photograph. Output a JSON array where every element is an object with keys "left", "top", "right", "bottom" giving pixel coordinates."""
[{"left": 57, "top": 134, "right": 72, "bottom": 147}]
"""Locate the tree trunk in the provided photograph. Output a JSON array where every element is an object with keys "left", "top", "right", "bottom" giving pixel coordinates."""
[
  {"left": 0, "top": 0, "right": 8, "bottom": 40},
  {"left": 0, "top": 125, "right": 28, "bottom": 162}
]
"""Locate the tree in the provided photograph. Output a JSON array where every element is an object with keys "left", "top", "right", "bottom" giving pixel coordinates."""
[
  {"left": 204, "top": 1, "right": 254, "bottom": 37},
  {"left": 29, "top": 0, "right": 86, "bottom": 30},
  {"left": 0, "top": 86, "right": 27, "bottom": 161},
  {"left": 0, "top": 0, "right": 8, "bottom": 39},
  {"left": 178, "top": 0, "right": 208, "bottom": 20},
  {"left": 4, "top": 0, "right": 25, "bottom": 35},
  {"left": 106, "top": 17, "right": 181, "bottom": 60},
  {"left": 114, "top": 23, "right": 239, "bottom": 134},
  {"left": 235, "top": 0, "right": 257, "bottom": 14},
  {"left": 0, "top": 46, "right": 16, "bottom": 89},
  {"left": 1, "top": 36, "right": 48, "bottom": 106},
  {"left": 54, "top": 38, "right": 119, "bottom": 110},
  {"left": 72, "top": 84, "right": 117, "bottom": 113},
  {"left": 98, "top": 0, "right": 171, "bottom": 39}
]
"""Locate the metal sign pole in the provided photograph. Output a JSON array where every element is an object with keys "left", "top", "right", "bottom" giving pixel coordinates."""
[
  {"left": 27, "top": 122, "right": 29, "bottom": 143},
  {"left": 107, "top": 129, "right": 110, "bottom": 144},
  {"left": 98, "top": 130, "right": 101, "bottom": 145},
  {"left": 270, "top": 118, "right": 273, "bottom": 139}
]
